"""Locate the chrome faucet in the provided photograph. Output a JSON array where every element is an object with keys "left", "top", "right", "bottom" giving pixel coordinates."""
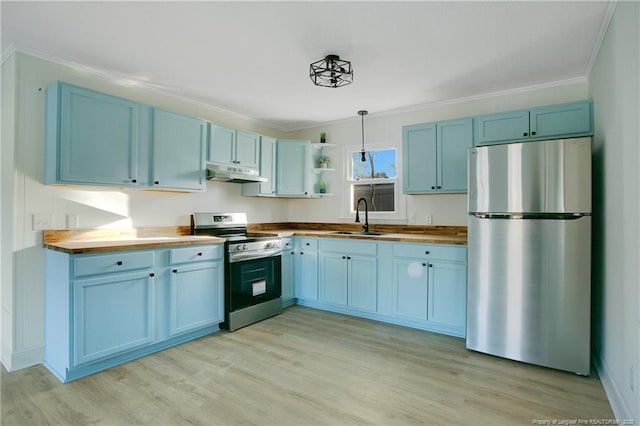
[{"left": 355, "top": 197, "right": 369, "bottom": 233}]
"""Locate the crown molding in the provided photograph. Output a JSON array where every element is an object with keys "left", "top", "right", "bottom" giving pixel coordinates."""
[
  {"left": 5, "top": 44, "right": 290, "bottom": 133},
  {"left": 286, "top": 76, "right": 589, "bottom": 132},
  {"left": 585, "top": 1, "right": 617, "bottom": 78}
]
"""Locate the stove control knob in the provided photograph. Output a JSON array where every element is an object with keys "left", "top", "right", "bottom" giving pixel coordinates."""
[
  {"left": 242, "top": 244, "right": 247, "bottom": 251},
  {"left": 265, "top": 242, "right": 272, "bottom": 249}
]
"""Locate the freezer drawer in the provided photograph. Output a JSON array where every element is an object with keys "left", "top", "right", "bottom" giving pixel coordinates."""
[
  {"left": 466, "top": 215, "right": 591, "bottom": 375},
  {"left": 468, "top": 137, "right": 591, "bottom": 214}
]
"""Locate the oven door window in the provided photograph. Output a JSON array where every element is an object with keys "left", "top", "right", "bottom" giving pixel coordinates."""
[{"left": 229, "top": 256, "right": 281, "bottom": 311}]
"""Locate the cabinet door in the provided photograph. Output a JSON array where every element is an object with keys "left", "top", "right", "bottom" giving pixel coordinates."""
[
  {"left": 348, "top": 255, "right": 377, "bottom": 312},
  {"left": 402, "top": 123, "right": 437, "bottom": 193},
  {"left": 295, "top": 250, "right": 318, "bottom": 300},
  {"left": 318, "top": 253, "right": 348, "bottom": 306},
  {"left": 281, "top": 244, "right": 295, "bottom": 304},
  {"left": 277, "top": 140, "right": 310, "bottom": 196},
  {"left": 73, "top": 271, "right": 155, "bottom": 365},
  {"left": 530, "top": 101, "right": 593, "bottom": 140},
  {"left": 152, "top": 109, "right": 206, "bottom": 191},
  {"left": 427, "top": 261, "right": 467, "bottom": 329},
  {"left": 474, "top": 110, "right": 530, "bottom": 145},
  {"left": 55, "top": 84, "right": 139, "bottom": 186},
  {"left": 392, "top": 257, "right": 428, "bottom": 320},
  {"left": 259, "top": 136, "right": 277, "bottom": 195},
  {"left": 437, "top": 118, "right": 473, "bottom": 192},
  {"left": 169, "top": 261, "right": 224, "bottom": 336},
  {"left": 208, "top": 123, "right": 236, "bottom": 166},
  {"left": 235, "top": 130, "right": 260, "bottom": 169}
]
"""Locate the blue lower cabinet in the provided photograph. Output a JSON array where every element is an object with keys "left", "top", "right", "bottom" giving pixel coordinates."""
[
  {"left": 295, "top": 248, "right": 318, "bottom": 301},
  {"left": 73, "top": 271, "right": 155, "bottom": 365},
  {"left": 392, "top": 257, "right": 429, "bottom": 321},
  {"left": 318, "top": 252, "right": 348, "bottom": 306},
  {"left": 169, "top": 261, "right": 223, "bottom": 336},
  {"left": 427, "top": 261, "right": 467, "bottom": 329},
  {"left": 44, "top": 244, "right": 224, "bottom": 382},
  {"left": 280, "top": 238, "right": 295, "bottom": 307},
  {"left": 318, "top": 239, "right": 378, "bottom": 312}
]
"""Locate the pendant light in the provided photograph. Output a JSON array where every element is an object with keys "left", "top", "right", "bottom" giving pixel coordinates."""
[{"left": 358, "top": 110, "right": 368, "bottom": 162}]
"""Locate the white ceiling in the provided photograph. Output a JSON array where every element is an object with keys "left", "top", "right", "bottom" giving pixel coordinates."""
[{"left": 1, "top": 1, "right": 613, "bottom": 131}]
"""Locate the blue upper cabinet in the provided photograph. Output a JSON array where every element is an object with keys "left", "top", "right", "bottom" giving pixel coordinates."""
[
  {"left": 45, "top": 82, "right": 140, "bottom": 187},
  {"left": 45, "top": 82, "right": 206, "bottom": 191},
  {"left": 403, "top": 123, "right": 437, "bottom": 193},
  {"left": 207, "top": 123, "right": 236, "bottom": 166},
  {"left": 474, "top": 109, "right": 530, "bottom": 145},
  {"left": 208, "top": 125, "right": 259, "bottom": 169},
  {"left": 235, "top": 130, "right": 260, "bottom": 169},
  {"left": 437, "top": 118, "right": 473, "bottom": 192},
  {"left": 276, "top": 140, "right": 311, "bottom": 196},
  {"left": 530, "top": 101, "right": 593, "bottom": 139},
  {"left": 403, "top": 118, "right": 472, "bottom": 194},
  {"left": 474, "top": 100, "right": 593, "bottom": 145},
  {"left": 242, "top": 135, "right": 276, "bottom": 197},
  {"left": 152, "top": 109, "right": 206, "bottom": 191}
]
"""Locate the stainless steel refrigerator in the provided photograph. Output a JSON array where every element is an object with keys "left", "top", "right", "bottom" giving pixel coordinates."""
[{"left": 466, "top": 137, "right": 592, "bottom": 375}]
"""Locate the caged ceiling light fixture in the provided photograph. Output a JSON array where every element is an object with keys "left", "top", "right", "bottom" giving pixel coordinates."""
[
  {"left": 309, "top": 54, "right": 353, "bottom": 88},
  {"left": 358, "top": 110, "right": 368, "bottom": 162}
]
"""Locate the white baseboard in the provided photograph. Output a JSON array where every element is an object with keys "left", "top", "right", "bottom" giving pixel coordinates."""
[
  {"left": 2, "top": 346, "right": 43, "bottom": 372},
  {"left": 593, "top": 351, "right": 635, "bottom": 422}
]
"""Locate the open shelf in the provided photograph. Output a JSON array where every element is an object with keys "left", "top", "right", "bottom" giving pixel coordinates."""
[
  {"left": 312, "top": 143, "right": 336, "bottom": 149},
  {"left": 313, "top": 168, "right": 335, "bottom": 173}
]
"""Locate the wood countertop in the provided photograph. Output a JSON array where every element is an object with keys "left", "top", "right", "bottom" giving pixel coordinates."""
[
  {"left": 248, "top": 222, "right": 467, "bottom": 245},
  {"left": 43, "top": 222, "right": 467, "bottom": 254},
  {"left": 43, "top": 227, "right": 224, "bottom": 254}
]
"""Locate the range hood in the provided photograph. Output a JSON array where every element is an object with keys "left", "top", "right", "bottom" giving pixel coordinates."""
[{"left": 206, "top": 163, "right": 267, "bottom": 183}]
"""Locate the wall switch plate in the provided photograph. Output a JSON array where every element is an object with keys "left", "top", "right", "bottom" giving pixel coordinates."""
[
  {"left": 32, "top": 214, "right": 53, "bottom": 231},
  {"left": 425, "top": 213, "right": 433, "bottom": 224},
  {"left": 67, "top": 213, "right": 80, "bottom": 229}
]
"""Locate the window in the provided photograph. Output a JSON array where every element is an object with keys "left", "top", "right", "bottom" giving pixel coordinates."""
[{"left": 349, "top": 148, "right": 398, "bottom": 214}]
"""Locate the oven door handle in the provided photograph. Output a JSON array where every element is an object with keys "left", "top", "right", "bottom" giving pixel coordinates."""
[{"left": 228, "top": 248, "right": 282, "bottom": 263}]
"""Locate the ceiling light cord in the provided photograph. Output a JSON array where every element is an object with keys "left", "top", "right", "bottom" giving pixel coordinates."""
[{"left": 358, "top": 110, "right": 368, "bottom": 162}]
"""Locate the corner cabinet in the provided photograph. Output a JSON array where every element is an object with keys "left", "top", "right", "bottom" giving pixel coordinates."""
[
  {"left": 44, "top": 243, "right": 224, "bottom": 383},
  {"left": 403, "top": 118, "right": 472, "bottom": 194},
  {"left": 474, "top": 100, "right": 593, "bottom": 146},
  {"left": 242, "top": 135, "right": 277, "bottom": 197},
  {"left": 276, "top": 140, "right": 312, "bottom": 197},
  {"left": 45, "top": 82, "right": 206, "bottom": 191}
]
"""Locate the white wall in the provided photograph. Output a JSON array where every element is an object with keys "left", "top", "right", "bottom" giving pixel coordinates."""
[
  {"left": 0, "top": 52, "right": 290, "bottom": 370},
  {"left": 286, "top": 81, "right": 589, "bottom": 225},
  {"left": 589, "top": 2, "right": 640, "bottom": 421}
]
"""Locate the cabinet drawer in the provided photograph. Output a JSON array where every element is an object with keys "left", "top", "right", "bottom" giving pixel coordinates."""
[
  {"left": 319, "top": 238, "right": 377, "bottom": 256},
  {"left": 299, "top": 238, "right": 318, "bottom": 250},
  {"left": 170, "top": 244, "right": 223, "bottom": 264},
  {"left": 74, "top": 251, "right": 155, "bottom": 278},
  {"left": 393, "top": 243, "right": 467, "bottom": 262}
]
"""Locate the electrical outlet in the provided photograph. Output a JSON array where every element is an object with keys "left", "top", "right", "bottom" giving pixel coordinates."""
[
  {"left": 32, "top": 214, "right": 53, "bottom": 231},
  {"left": 631, "top": 366, "right": 635, "bottom": 392},
  {"left": 425, "top": 213, "right": 433, "bottom": 224},
  {"left": 67, "top": 214, "right": 80, "bottom": 229},
  {"left": 409, "top": 213, "right": 416, "bottom": 224}
]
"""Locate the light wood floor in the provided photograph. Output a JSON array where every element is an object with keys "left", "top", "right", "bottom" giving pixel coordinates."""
[{"left": 2, "top": 306, "right": 613, "bottom": 425}]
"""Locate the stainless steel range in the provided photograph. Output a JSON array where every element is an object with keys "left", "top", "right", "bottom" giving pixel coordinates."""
[{"left": 191, "top": 212, "right": 282, "bottom": 331}]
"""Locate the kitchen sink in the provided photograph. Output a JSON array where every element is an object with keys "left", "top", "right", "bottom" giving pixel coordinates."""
[{"left": 328, "top": 231, "right": 385, "bottom": 236}]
